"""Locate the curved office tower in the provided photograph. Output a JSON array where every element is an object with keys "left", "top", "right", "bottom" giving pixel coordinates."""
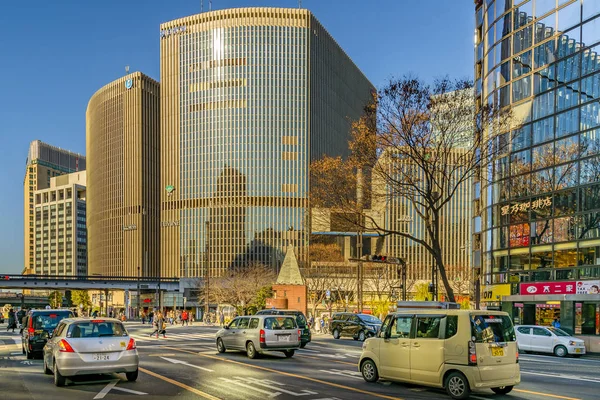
[
  {"left": 86, "top": 72, "right": 160, "bottom": 277},
  {"left": 475, "top": 1, "right": 600, "bottom": 328},
  {"left": 160, "top": 8, "right": 374, "bottom": 278}
]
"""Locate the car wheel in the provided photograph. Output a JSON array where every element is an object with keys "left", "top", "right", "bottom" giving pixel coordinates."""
[
  {"left": 126, "top": 369, "right": 139, "bottom": 382},
  {"left": 358, "top": 331, "right": 366, "bottom": 342},
  {"left": 54, "top": 361, "right": 66, "bottom": 387},
  {"left": 491, "top": 386, "right": 513, "bottom": 395},
  {"left": 361, "top": 359, "right": 379, "bottom": 383},
  {"left": 216, "top": 338, "right": 226, "bottom": 353},
  {"left": 246, "top": 342, "right": 258, "bottom": 359},
  {"left": 333, "top": 329, "right": 340, "bottom": 339},
  {"left": 43, "top": 357, "right": 52, "bottom": 375},
  {"left": 283, "top": 350, "right": 295, "bottom": 358},
  {"left": 300, "top": 342, "right": 306, "bottom": 349},
  {"left": 445, "top": 371, "right": 470, "bottom": 400},
  {"left": 554, "top": 345, "right": 567, "bottom": 358}
]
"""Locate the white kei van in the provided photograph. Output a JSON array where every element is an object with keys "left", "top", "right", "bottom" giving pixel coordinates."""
[{"left": 358, "top": 309, "right": 520, "bottom": 399}]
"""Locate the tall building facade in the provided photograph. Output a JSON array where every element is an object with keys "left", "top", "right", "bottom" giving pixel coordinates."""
[
  {"left": 33, "top": 171, "right": 87, "bottom": 276},
  {"left": 159, "top": 8, "right": 374, "bottom": 278},
  {"left": 23, "top": 140, "right": 85, "bottom": 274},
  {"left": 475, "top": 0, "right": 600, "bottom": 333},
  {"left": 86, "top": 72, "right": 161, "bottom": 277}
]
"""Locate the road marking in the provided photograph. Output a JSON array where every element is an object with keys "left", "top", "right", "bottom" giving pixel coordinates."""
[
  {"left": 20, "top": 361, "right": 34, "bottom": 365},
  {"left": 148, "top": 353, "right": 176, "bottom": 357},
  {"left": 296, "top": 354, "right": 357, "bottom": 366},
  {"left": 220, "top": 377, "right": 280, "bottom": 397},
  {"left": 160, "top": 356, "right": 214, "bottom": 372},
  {"left": 232, "top": 377, "right": 318, "bottom": 396},
  {"left": 319, "top": 369, "right": 363, "bottom": 380},
  {"left": 112, "top": 386, "right": 148, "bottom": 395},
  {"left": 160, "top": 346, "right": 403, "bottom": 400},
  {"left": 521, "top": 370, "right": 600, "bottom": 384},
  {"left": 93, "top": 380, "right": 119, "bottom": 399},
  {"left": 139, "top": 367, "right": 221, "bottom": 400},
  {"left": 514, "top": 388, "right": 582, "bottom": 400},
  {"left": 10, "top": 352, "right": 22, "bottom": 355}
]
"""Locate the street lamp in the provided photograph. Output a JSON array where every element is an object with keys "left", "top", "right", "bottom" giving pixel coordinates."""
[{"left": 205, "top": 220, "right": 211, "bottom": 321}]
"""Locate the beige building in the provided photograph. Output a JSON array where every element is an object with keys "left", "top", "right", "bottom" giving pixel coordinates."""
[
  {"left": 160, "top": 8, "right": 374, "bottom": 279},
  {"left": 33, "top": 171, "right": 87, "bottom": 276},
  {"left": 86, "top": 72, "right": 160, "bottom": 278},
  {"left": 24, "top": 140, "right": 85, "bottom": 275}
]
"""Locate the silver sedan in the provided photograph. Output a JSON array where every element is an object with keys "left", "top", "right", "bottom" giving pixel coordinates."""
[{"left": 43, "top": 317, "right": 139, "bottom": 386}]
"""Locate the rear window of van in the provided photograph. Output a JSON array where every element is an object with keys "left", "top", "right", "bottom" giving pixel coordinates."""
[
  {"left": 470, "top": 314, "right": 516, "bottom": 343},
  {"left": 264, "top": 317, "right": 297, "bottom": 330},
  {"left": 32, "top": 312, "right": 74, "bottom": 330}
]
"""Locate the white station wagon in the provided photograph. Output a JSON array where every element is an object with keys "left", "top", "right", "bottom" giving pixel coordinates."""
[{"left": 515, "top": 325, "right": 586, "bottom": 357}]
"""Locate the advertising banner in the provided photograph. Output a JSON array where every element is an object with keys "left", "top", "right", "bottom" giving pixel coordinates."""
[{"left": 520, "top": 280, "right": 600, "bottom": 295}]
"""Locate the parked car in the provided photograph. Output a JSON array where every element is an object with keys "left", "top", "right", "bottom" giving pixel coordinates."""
[
  {"left": 21, "top": 309, "right": 75, "bottom": 359},
  {"left": 330, "top": 312, "right": 382, "bottom": 341},
  {"left": 43, "top": 317, "right": 139, "bottom": 386},
  {"left": 515, "top": 325, "right": 586, "bottom": 357},
  {"left": 255, "top": 309, "right": 311, "bottom": 348},
  {"left": 216, "top": 315, "right": 300, "bottom": 358},
  {"left": 359, "top": 309, "right": 520, "bottom": 399}
]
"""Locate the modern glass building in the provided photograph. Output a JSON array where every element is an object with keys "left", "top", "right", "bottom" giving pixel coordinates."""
[
  {"left": 86, "top": 72, "right": 161, "bottom": 278},
  {"left": 160, "top": 8, "right": 374, "bottom": 278},
  {"left": 475, "top": 0, "right": 600, "bottom": 335}
]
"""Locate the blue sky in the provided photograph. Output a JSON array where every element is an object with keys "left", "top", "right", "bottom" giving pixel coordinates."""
[{"left": 0, "top": 0, "right": 474, "bottom": 275}]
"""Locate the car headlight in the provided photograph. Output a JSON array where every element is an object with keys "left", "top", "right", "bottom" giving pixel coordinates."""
[{"left": 569, "top": 341, "right": 577, "bottom": 346}]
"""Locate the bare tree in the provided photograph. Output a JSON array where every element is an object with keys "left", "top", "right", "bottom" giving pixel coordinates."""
[
  {"left": 209, "top": 262, "right": 276, "bottom": 315},
  {"left": 311, "top": 77, "right": 510, "bottom": 302}
]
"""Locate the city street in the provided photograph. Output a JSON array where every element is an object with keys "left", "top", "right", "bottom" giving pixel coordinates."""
[{"left": 0, "top": 322, "right": 598, "bottom": 400}]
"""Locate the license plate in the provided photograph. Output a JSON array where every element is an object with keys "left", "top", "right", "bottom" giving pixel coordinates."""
[
  {"left": 277, "top": 335, "right": 290, "bottom": 342},
  {"left": 491, "top": 347, "right": 504, "bottom": 357},
  {"left": 575, "top": 348, "right": 582, "bottom": 353},
  {"left": 93, "top": 354, "right": 110, "bottom": 361}
]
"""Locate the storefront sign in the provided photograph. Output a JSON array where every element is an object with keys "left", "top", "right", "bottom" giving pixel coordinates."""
[
  {"left": 122, "top": 224, "right": 137, "bottom": 231},
  {"left": 501, "top": 196, "right": 552, "bottom": 215},
  {"left": 161, "top": 220, "right": 180, "bottom": 227},
  {"left": 520, "top": 280, "right": 600, "bottom": 295},
  {"left": 481, "top": 284, "right": 511, "bottom": 302}
]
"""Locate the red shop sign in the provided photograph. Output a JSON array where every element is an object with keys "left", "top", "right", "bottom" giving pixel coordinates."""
[{"left": 520, "top": 281, "right": 577, "bottom": 295}]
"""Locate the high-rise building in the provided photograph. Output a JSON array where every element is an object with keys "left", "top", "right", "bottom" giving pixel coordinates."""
[
  {"left": 33, "top": 171, "right": 87, "bottom": 276},
  {"left": 159, "top": 8, "right": 374, "bottom": 278},
  {"left": 475, "top": 0, "right": 600, "bottom": 332},
  {"left": 23, "top": 140, "right": 85, "bottom": 274},
  {"left": 86, "top": 72, "right": 161, "bottom": 277}
]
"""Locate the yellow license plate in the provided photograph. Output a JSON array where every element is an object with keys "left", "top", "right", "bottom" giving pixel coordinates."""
[
  {"left": 575, "top": 348, "right": 581, "bottom": 353},
  {"left": 491, "top": 347, "right": 504, "bottom": 357}
]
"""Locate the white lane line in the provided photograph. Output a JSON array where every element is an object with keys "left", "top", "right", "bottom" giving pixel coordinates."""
[
  {"left": 93, "top": 380, "right": 118, "bottom": 399},
  {"left": 521, "top": 370, "right": 600, "bottom": 383},
  {"left": 112, "top": 387, "right": 148, "bottom": 395},
  {"left": 219, "top": 377, "right": 280, "bottom": 397},
  {"left": 159, "top": 356, "right": 214, "bottom": 372},
  {"left": 297, "top": 348, "right": 320, "bottom": 353},
  {"left": 319, "top": 369, "right": 363, "bottom": 380},
  {"left": 235, "top": 377, "right": 318, "bottom": 396}
]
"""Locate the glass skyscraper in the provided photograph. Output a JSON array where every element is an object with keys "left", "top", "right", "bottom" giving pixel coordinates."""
[
  {"left": 475, "top": 0, "right": 600, "bottom": 334},
  {"left": 160, "top": 8, "right": 374, "bottom": 278}
]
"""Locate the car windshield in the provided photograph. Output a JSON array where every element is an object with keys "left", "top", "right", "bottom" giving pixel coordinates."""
[
  {"left": 264, "top": 316, "right": 296, "bottom": 330},
  {"left": 33, "top": 313, "right": 73, "bottom": 330},
  {"left": 67, "top": 321, "right": 128, "bottom": 338},
  {"left": 470, "top": 314, "right": 516, "bottom": 343},
  {"left": 360, "top": 315, "right": 382, "bottom": 324},
  {"left": 547, "top": 327, "right": 571, "bottom": 337}
]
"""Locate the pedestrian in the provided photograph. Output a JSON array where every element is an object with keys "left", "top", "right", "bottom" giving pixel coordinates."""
[
  {"left": 190, "top": 313, "right": 194, "bottom": 326},
  {"left": 219, "top": 311, "right": 225, "bottom": 326},
  {"left": 7, "top": 309, "right": 17, "bottom": 332},
  {"left": 149, "top": 311, "right": 154, "bottom": 325},
  {"left": 308, "top": 314, "right": 315, "bottom": 332},
  {"left": 181, "top": 310, "right": 188, "bottom": 326},
  {"left": 141, "top": 311, "right": 146, "bottom": 324},
  {"left": 149, "top": 311, "right": 167, "bottom": 338},
  {"left": 552, "top": 317, "right": 561, "bottom": 329}
]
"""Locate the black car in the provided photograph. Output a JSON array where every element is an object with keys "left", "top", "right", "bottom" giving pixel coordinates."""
[
  {"left": 329, "top": 312, "right": 382, "bottom": 341},
  {"left": 256, "top": 309, "right": 311, "bottom": 348},
  {"left": 21, "top": 309, "right": 75, "bottom": 359}
]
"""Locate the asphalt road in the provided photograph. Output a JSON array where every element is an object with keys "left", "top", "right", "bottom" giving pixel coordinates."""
[{"left": 0, "top": 321, "right": 599, "bottom": 400}]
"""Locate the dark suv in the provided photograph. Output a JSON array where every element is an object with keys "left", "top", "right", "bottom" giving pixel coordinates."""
[
  {"left": 21, "top": 309, "right": 74, "bottom": 359},
  {"left": 330, "top": 312, "right": 382, "bottom": 341},
  {"left": 255, "top": 309, "right": 311, "bottom": 348}
]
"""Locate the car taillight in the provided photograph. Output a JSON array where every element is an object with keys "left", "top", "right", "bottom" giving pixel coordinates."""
[
  {"left": 468, "top": 341, "right": 477, "bottom": 365},
  {"left": 516, "top": 349, "right": 519, "bottom": 364},
  {"left": 126, "top": 338, "right": 136, "bottom": 350},
  {"left": 28, "top": 327, "right": 35, "bottom": 337},
  {"left": 259, "top": 329, "right": 265, "bottom": 343},
  {"left": 58, "top": 339, "right": 75, "bottom": 353},
  {"left": 298, "top": 329, "right": 301, "bottom": 341}
]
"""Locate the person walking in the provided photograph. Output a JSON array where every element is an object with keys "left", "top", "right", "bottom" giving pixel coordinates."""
[
  {"left": 141, "top": 311, "right": 146, "bottom": 324},
  {"left": 552, "top": 317, "right": 561, "bottom": 329},
  {"left": 149, "top": 311, "right": 167, "bottom": 338},
  {"left": 219, "top": 311, "right": 225, "bottom": 326},
  {"left": 7, "top": 309, "right": 17, "bottom": 333},
  {"left": 181, "top": 310, "right": 188, "bottom": 326}
]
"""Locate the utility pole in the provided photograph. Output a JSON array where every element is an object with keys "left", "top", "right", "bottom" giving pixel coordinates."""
[
  {"left": 137, "top": 266, "right": 141, "bottom": 319},
  {"left": 205, "top": 220, "right": 211, "bottom": 321},
  {"left": 356, "top": 169, "right": 364, "bottom": 313}
]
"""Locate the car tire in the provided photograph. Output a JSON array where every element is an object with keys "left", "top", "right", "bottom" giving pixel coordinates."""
[
  {"left": 300, "top": 342, "right": 306, "bottom": 349},
  {"left": 43, "top": 358, "right": 52, "bottom": 375},
  {"left": 216, "top": 338, "right": 226, "bottom": 353},
  {"left": 333, "top": 329, "right": 340, "bottom": 339},
  {"left": 358, "top": 331, "right": 366, "bottom": 342},
  {"left": 445, "top": 371, "right": 470, "bottom": 400},
  {"left": 361, "top": 359, "right": 379, "bottom": 383},
  {"left": 54, "top": 361, "right": 66, "bottom": 387},
  {"left": 554, "top": 345, "right": 568, "bottom": 358},
  {"left": 126, "top": 369, "right": 139, "bottom": 382},
  {"left": 246, "top": 342, "right": 258, "bottom": 359},
  {"left": 283, "top": 350, "right": 295, "bottom": 358},
  {"left": 491, "top": 386, "right": 513, "bottom": 395}
]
